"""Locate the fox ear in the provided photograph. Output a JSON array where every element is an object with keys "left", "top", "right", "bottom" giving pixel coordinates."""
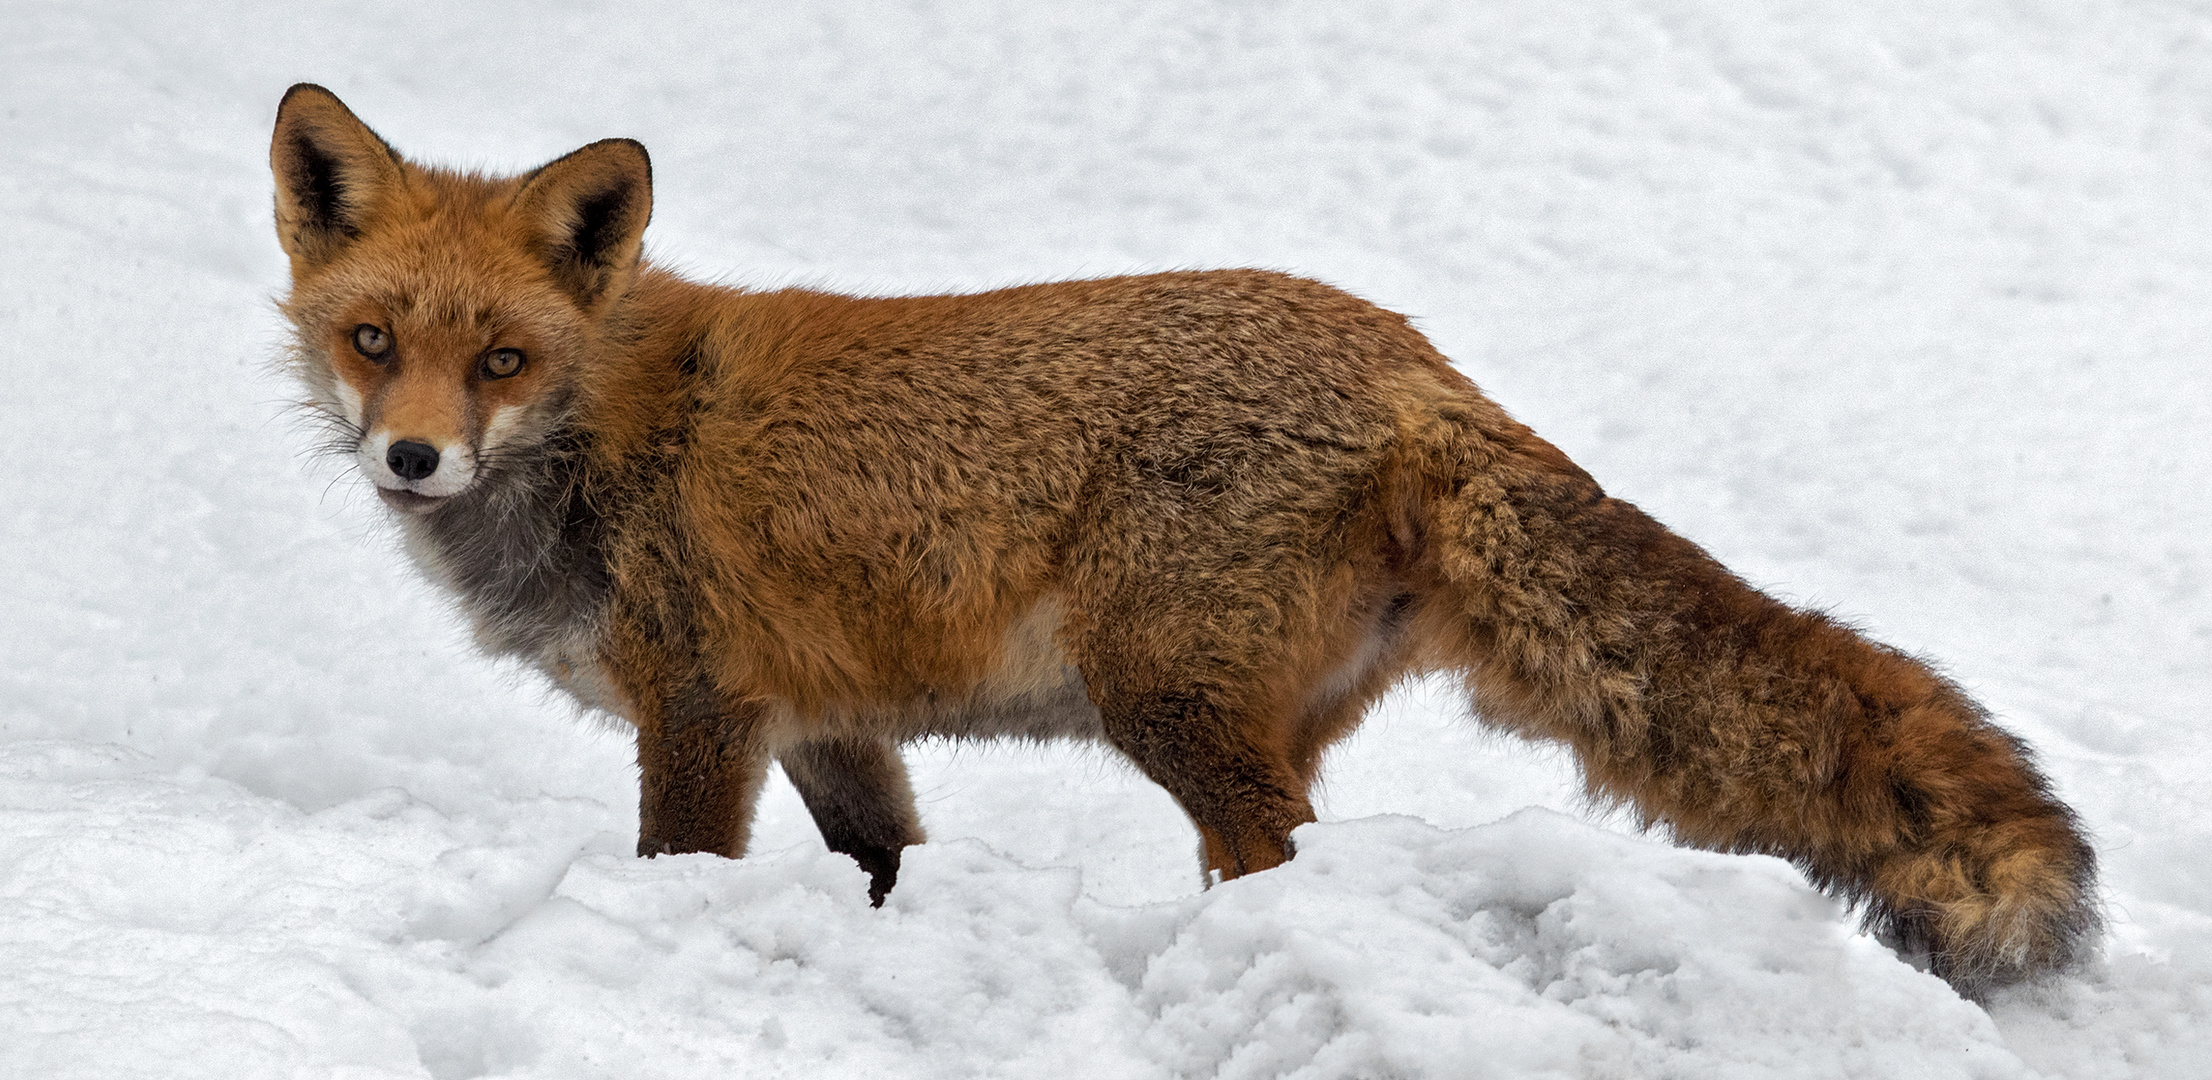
[
  {"left": 515, "top": 139, "right": 653, "bottom": 308},
  {"left": 270, "top": 84, "right": 406, "bottom": 271}
]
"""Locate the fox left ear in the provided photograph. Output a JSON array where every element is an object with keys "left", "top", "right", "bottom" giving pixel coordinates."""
[
  {"left": 516, "top": 139, "right": 653, "bottom": 308},
  {"left": 270, "top": 83, "right": 407, "bottom": 273}
]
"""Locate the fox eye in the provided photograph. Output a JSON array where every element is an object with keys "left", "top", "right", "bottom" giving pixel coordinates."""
[
  {"left": 352, "top": 324, "right": 391, "bottom": 360},
  {"left": 481, "top": 348, "right": 525, "bottom": 380}
]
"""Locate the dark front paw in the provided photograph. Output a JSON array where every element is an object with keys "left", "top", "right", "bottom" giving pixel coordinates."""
[
  {"left": 637, "top": 836, "right": 675, "bottom": 858},
  {"left": 851, "top": 845, "right": 903, "bottom": 907}
]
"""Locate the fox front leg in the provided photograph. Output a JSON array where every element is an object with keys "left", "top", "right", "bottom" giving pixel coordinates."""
[
  {"left": 780, "top": 736, "right": 927, "bottom": 906},
  {"left": 635, "top": 678, "right": 770, "bottom": 859}
]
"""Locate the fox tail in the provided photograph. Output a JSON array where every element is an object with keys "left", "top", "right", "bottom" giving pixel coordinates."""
[{"left": 1392, "top": 393, "right": 2098, "bottom": 996}]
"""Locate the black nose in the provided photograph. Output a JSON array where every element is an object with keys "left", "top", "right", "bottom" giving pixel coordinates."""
[{"left": 386, "top": 440, "right": 440, "bottom": 482}]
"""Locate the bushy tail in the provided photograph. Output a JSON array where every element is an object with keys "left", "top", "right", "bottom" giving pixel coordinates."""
[{"left": 1394, "top": 396, "right": 2098, "bottom": 996}]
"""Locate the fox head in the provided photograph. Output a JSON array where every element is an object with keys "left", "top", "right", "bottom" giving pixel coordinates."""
[{"left": 271, "top": 84, "right": 651, "bottom": 514}]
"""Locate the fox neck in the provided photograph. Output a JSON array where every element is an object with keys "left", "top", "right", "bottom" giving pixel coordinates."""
[
  {"left": 390, "top": 268, "right": 724, "bottom": 663},
  {"left": 397, "top": 393, "right": 611, "bottom": 660},
  {"left": 393, "top": 274, "right": 674, "bottom": 658}
]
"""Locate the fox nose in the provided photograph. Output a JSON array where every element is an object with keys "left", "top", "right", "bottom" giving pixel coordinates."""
[{"left": 386, "top": 440, "right": 440, "bottom": 482}]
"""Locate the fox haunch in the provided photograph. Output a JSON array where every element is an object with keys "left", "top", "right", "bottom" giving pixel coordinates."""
[{"left": 271, "top": 84, "right": 2096, "bottom": 996}]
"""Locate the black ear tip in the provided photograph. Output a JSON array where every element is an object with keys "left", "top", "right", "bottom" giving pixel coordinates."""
[
  {"left": 279, "top": 82, "right": 337, "bottom": 109},
  {"left": 591, "top": 137, "right": 652, "bottom": 181}
]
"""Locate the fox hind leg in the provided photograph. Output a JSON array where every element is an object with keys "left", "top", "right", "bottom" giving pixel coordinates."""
[
  {"left": 1098, "top": 686, "right": 1316, "bottom": 881},
  {"left": 1074, "top": 566, "right": 1401, "bottom": 884}
]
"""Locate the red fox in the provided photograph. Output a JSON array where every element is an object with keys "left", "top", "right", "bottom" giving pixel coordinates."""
[{"left": 271, "top": 84, "right": 2095, "bottom": 996}]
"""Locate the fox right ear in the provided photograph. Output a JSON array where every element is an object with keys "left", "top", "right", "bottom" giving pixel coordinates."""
[
  {"left": 514, "top": 138, "right": 653, "bottom": 309},
  {"left": 270, "top": 84, "right": 406, "bottom": 271}
]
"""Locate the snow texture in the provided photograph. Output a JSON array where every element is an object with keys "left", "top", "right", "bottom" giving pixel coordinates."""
[{"left": 3, "top": 2, "right": 2207, "bottom": 1076}]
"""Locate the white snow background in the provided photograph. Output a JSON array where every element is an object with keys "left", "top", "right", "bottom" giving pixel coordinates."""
[{"left": 3, "top": 2, "right": 2208, "bottom": 1077}]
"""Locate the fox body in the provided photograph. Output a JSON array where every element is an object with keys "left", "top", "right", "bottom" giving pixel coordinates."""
[{"left": 272, "top": 85, "right": 2096, "bottom": 995}]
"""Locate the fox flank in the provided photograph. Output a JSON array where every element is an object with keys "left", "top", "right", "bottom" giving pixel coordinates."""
[{"left": 272, "top": 84, "right": 2097, "bottom": 997}]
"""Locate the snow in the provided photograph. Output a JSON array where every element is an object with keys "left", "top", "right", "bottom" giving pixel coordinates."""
[{"left": 2, "top": 1, "right": 2207, "bottom": 1076}]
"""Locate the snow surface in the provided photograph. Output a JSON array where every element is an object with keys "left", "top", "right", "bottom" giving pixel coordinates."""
[{"left": 3, "top": 2, "right": 2208, "bottom": 1076}]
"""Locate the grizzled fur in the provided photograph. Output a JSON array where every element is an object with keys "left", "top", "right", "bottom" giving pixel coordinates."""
[
  {"left": 272, "top": 84, "right": 2097, "bottom": 997},
  {"left": 412, "top": 418, "right": 607, "bottom": 653}
]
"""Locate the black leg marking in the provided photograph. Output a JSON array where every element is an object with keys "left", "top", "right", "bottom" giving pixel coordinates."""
[{"left": 780, "top": 737, "right": 925, "bottom": 906}]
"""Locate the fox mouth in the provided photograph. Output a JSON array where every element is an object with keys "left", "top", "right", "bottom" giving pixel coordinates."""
[{"left": 376, "top": 487, "right": 451, "bottom": 515}]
